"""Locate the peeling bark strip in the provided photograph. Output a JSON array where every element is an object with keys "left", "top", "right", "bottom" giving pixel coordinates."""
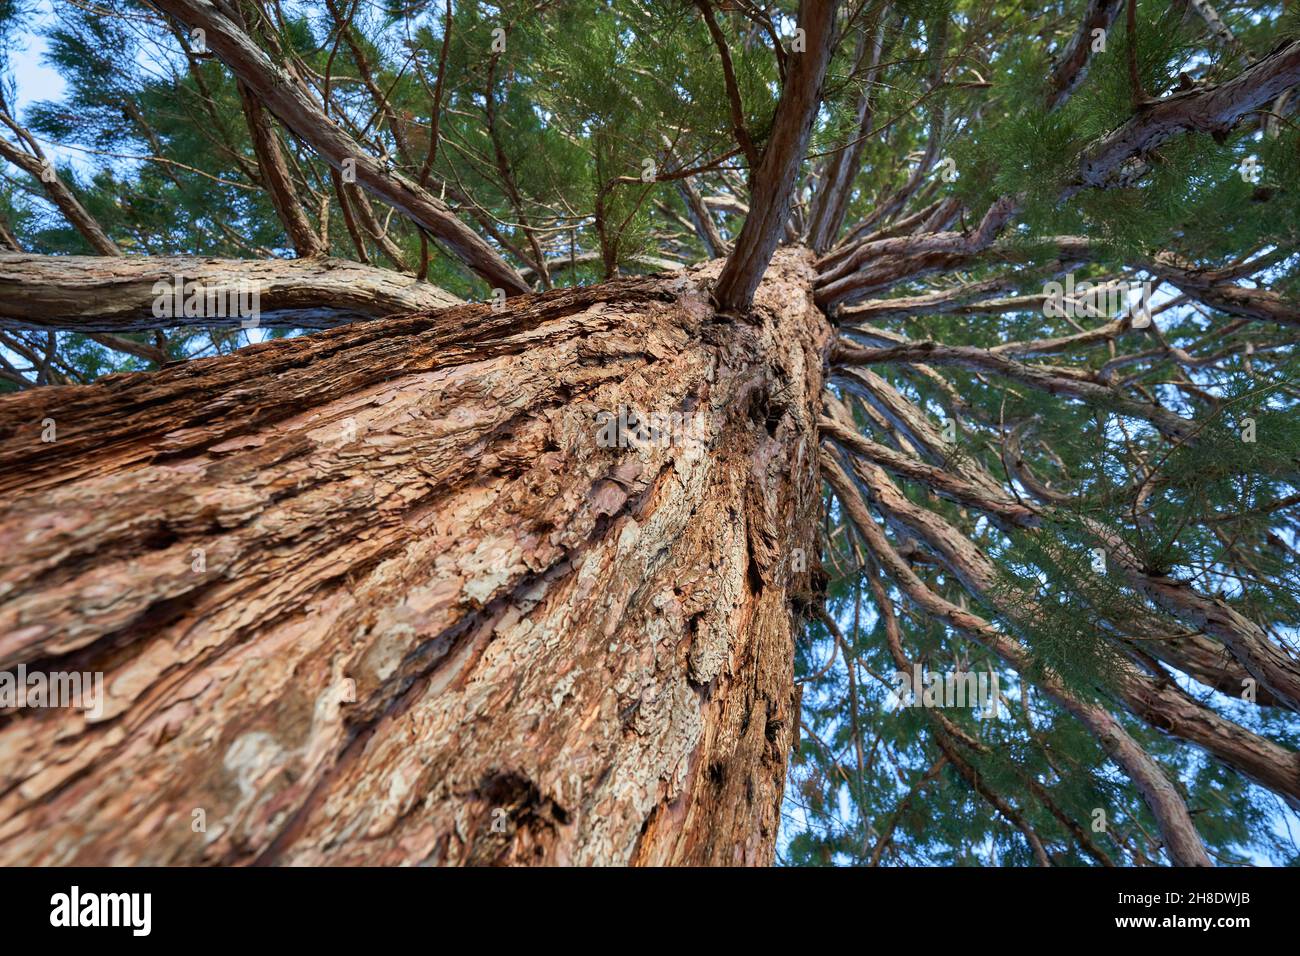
[
  {"left": 149, "top": 0, "right": 531, "bottom": 295},
  {"left": 0, "top": 254, "right": 462, "bottom": 331},
  {"left": 0, "top": 250, "right": 829, "bottom": 865}
]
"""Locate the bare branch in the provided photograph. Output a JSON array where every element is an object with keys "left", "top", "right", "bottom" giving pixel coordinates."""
[{"left": 0, "top": 253, "right": 462, "bottom": 332}]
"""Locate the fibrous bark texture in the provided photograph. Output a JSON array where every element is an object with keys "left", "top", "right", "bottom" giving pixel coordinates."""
[{"left": 0, "top": 249, "right": 829, "bottom": 865}]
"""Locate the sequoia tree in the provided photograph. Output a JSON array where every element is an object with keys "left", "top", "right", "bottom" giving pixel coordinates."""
[{"left": 1, "top": 0, "right": 1298, "bottom": 867}]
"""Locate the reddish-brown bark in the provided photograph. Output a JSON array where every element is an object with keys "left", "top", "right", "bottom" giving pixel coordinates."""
[
  {"left": 0, "top": 250, "right": 829, "bottom": 865},
  {"left": 1045, "top": 0, "right": 1125, "bottom": 111}
]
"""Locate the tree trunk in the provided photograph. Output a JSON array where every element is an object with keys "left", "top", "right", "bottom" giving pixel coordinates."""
[{"left": 0, "top": 250, "right": 828, "bottom": 865}]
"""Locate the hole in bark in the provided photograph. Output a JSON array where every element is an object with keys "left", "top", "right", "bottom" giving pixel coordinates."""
[
  {"left": 634, "top": 802, "right": 661, "bottom": 851},
  {"left": 765, "top": 715, "right": 784, "bottom": 744},
  {"left": 708, "top": 760, "right": 726, "bottom": 788},
  {"left": 746, "top": 549, "right": 765, "bottom": 596},
  {"left": 746, "top": 387, "right": 775, "bottom": 436},
  {"left": 478, "top": 770, "right": 571, "bottom": 827},
  {"left": 465, "top": 769, "right": 572, "bottom": 865}
]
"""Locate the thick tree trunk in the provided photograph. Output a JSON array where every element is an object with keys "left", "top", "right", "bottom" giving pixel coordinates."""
[{"left": 0, "top": 249, "right": 828, "bottom": 865}]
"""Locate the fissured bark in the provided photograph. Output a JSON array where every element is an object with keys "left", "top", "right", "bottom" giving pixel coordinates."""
[{"left": 0, "top": 249, "right": 829, "bottom": 865}]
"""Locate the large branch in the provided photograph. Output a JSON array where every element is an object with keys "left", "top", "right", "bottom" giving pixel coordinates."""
[
  {"left": 676, "top": 177, "right": 728, "bottom": 259},
  {"left": 828, "top": 439, "right": 1300, "bottom": 811},
  {"left": 1084, "top": 520, "right": 1300, "bottom": 712},
  {"left": 839, "top": 276, "right": 1026, "bottom": 322},
  {"left": 1046, "top": 0, "right": 1125, "bottom": 111},
  {"left": 807, "top": 8, "right": 888, "bottom": 252},
  {"left": 1071, "top": 38, "right": 1300, "bottom": 194},
  {"left": 821, "top": 452, "right": 1213, "bottom": 866},
  {"left": 148, "top": 0, "right": 530, "bottom": 294},
  {"left": 0, "top": 254, "right": 462, "bottom": 332},
  {"left": 236, "top": 79, "right": 324, "bottom": 258},
  {"left": 819, "top": 416, "right": 1040, "bottom": 529},
  {"left": 815, "top": 197, "right": 1023, "bottom": 306},
  {"left": 827, "top": 46, "right": 1300, "bottom": 301},
  {"left": 693, "top": 0, "right": 761, "bottom": 170},
  {"left": 1141, "top": 630, "right": 1287, "bottom": 708},
  {"left": 825, "top": 385, "right": 1300, "bottom": 715},
  {"left": 1147, "top": 253, "right": 1300, "bottom": 327},
  {"left": 0, "top": 129, "right": 122, "bottom": 258},
  {"left": 713, "top": 0, "right": 838, "bottom": 311},
  {"left": 833, "top": 339, "right": 1196, "bottom": 441},
  {"left": 1114, "top": 653, "right": 1300, "bottom": 809}
]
